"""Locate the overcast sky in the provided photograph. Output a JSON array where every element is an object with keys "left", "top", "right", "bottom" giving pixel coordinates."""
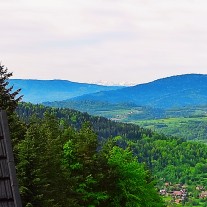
[{"left": 1, "top": 0, "right": 207, "bottom": 85}]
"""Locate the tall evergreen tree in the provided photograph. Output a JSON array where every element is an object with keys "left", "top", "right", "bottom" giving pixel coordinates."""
[
  {"left": 0, "top": 64, "right": 25, "bottom": 195},
  {"left": 0, "top": 64, "right": 22, "bottom": 115}
]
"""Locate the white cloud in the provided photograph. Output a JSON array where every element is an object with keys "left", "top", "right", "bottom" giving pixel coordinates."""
[{"left": 1, "top": 0, "right": 207, "bottom": 84}]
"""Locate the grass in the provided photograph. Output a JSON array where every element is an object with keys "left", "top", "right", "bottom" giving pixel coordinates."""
[
  {"left": 93, "top": 106, "right": 207, "bottom": 141},
  {"left": 130, "top": 117, "right": 207, "bottom": 141}
]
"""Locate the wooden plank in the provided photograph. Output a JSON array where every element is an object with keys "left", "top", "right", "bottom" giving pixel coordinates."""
[
  {"left": 0, "top": 111, "right": 22, "bottom": 207},
  {"left": 0, "top": 160, "right": 10, "bottom": 178},
  {"left": 0, "top": 139, "right": 6, "bottom": 157}
]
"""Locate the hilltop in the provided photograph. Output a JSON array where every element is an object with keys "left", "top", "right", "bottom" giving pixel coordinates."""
[
  {"left": 9, "top": 79, "right": 123, "bottom": 103},
  {"left": 57, "top": 74, "right": 207, "bottom": 109}
]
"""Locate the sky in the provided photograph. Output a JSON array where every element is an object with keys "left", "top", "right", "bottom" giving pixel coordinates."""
[{"left": 1, "top": 0, "right": 207, "bottom": 85}]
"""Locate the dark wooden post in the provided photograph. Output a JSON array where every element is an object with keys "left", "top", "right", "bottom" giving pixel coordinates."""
[{"left": 0, "top": 110, "right": 22, "bottom": 207}]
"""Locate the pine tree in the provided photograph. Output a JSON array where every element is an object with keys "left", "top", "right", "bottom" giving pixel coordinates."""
[
  {"left": 0, "top": 64, "right": 22, "bottom": 115},
  {"left": 0, "top": 63, "right": 25, "bottom": 167}
]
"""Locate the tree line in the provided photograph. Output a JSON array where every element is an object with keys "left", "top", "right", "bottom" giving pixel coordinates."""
[{"left": 1, "top": 64, "right": 164, "bottom": 207}]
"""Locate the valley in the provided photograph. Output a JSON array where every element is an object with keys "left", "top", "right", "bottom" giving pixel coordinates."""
[
  {"left": 42, "top": 74, "right": 207, "bottom": 143},
  {"left": 3, "top": 1, "right": 207, "bottom": 206},
  {"left": 134, "top": 116, "right": 207, "bottom": 142},
  {"left": 43, "top": 99, "right": 207, "bottom": 142},
  {"left": 17, "top": 102, "right": 207, "bottom": 207},
  {"left": 7, "top": 74, "right": 207, "bottom": 207}
]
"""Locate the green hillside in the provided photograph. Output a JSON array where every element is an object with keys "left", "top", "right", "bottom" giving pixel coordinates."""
[
  {"left": 133, "top": 117, "right": 207, "bottom": 142},
  {"left": 43, "top": 100, "right": 207, "bottom": 141},
  {"left": 15, "top": 103, "right": 207, "bottom": 206},
  {"left": 14, "top": 103, "right": 165, "bottom": 207},
  {"left": 3, "top": 65, "right": 164, "bottom": 207},
  {"left": 43, "top": 100, "right": 166, "bottom": 120},
  {"left": 126, "top": 106, "right": 207, "bottom": 142}
]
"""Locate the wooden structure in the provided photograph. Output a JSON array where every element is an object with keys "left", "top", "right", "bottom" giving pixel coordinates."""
[{"left": 0, "top": 110, "right": 22, "bottom": 207}]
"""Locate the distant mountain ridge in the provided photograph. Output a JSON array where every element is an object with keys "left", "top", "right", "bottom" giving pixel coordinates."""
[
  {"left": 63, "top": 74, "right": 207, "bottom": 109},
  {"left": 10, "top": 74, "right": 207, "bottom": 108},
  {"left": 9, "top": 79, "right": 124, "bottom": 103}
]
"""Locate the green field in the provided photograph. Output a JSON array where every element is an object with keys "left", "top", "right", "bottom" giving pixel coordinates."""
[
  {"left": 131, "top": 116, "right": 207, "bottom": 142},
  {"left": 99, "top": 105, "right": 207, "bottom": 142},
  {"left": 97, "top": 106, "right": 207, "bottom": 142}
]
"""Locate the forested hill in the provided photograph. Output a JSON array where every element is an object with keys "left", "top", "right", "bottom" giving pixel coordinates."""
[
  {"left": 17, "top": 102, "right": 154, "bottom": 141},
  {"left": 61, "top": 74, "right": 207, "bottom": 109},
  {"left": 9, "top": 79, "right": 123, "bottom": 103},
  {"left": 16, "top": 102, "right": 207, "bottom": 206},
  {"left": 15, "top": 102, "right": 167, "bottom": 207}
]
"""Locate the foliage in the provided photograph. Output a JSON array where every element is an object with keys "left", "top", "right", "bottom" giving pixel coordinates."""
[
  {"left": 0, "top": 64, "right": 22, "bottom": 115},
  {"left": 44, "top": 99, "right": 207, "bottom": 141},
  {"left": 106, "top": 146, "right": 164, "bottom": 207},
  {"left": 15, "top": 112, "right": 164, "bottom": 207},
  {"left": 0, "top": 64, "right": 25, "bottom": 164},
  {"left": 15, "top": 103, "right": 207, "bottom": 206},
  {"left": 16, "top": 102, "right": 153, "bottom": 141}
]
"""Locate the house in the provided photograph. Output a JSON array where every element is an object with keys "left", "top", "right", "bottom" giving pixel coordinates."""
[
  {"left": 159, "top": 189, "right": 167, "bottom": 195},
  {"left": 196, "top": 186, "right": 204, "bottom": 191},
  {"left": 199, "top": 191, "right": 207, "bottom": 199},
  {"left": 172, "top": 191, "right": 182, "bottom": 198}
]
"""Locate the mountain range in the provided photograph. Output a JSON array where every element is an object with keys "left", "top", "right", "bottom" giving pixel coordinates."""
[
  {"left": 10, "top": 74, "right": 207, "bottom": 109},
  {"left": 9, "top": 79, "right": 123, "bottom": 103},
  {"left": 41, "top": 74, "right": 207, "bottom": 113},
  {"left": 65, "top": 74, "right": 207, "bottom": 109}
]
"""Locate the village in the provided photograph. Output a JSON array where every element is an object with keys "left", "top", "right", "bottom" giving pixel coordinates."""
[{"left": 159, "top": 182, "right": 207, "bottom": 205}]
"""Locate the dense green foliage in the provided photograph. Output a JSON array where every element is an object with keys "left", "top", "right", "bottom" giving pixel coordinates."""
[
  {"left": 16, "top": 103, "right": 207, "bottom": 205},
  {"left": 15, "top": 113, "right": 164, "bottom": 207},
  {"left": 127, "top": 137, "right": 207, "bottom": 186},
  {"left": 43, "top": 100, "right": 207, "bottom": 141},
  {"left": 17, "top": 102, "right": 153, "bottom": 141},
  {"left": 3, "top": 67, "right": 161, "bottom": 206},
  {"left": 0, "top": 64, "right": 22, "bottom": 115},
  {"left": 0, "top": 64, "right": 24, "bottom": 160}
]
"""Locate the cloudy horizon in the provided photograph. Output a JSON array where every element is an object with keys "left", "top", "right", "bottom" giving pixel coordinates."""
[{"left": 1, "top": 0, "right": 207, "bottom": 85}]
